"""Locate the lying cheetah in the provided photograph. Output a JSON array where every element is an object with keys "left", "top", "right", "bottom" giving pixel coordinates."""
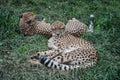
[
  {"left": 19, "top": 12, "right": 51, "bottom": 37},
  {"left": 29, "top": 21, "right": 98, "bottom": 70},
  {"left": 20, "top": 12, "right": 88, "bottom": 37}
]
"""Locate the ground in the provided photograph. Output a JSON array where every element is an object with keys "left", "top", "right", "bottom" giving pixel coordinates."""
[{"left": 0, "top": 0, "right": 120, "bottom": 80}]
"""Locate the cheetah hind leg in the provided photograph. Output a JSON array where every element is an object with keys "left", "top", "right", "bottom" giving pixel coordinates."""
[
  {"left": 70, "top": 59, "right": 96, "bottom": 69},
  {"left": 61, "top": 58, "right": 95, "bottom": 69}
]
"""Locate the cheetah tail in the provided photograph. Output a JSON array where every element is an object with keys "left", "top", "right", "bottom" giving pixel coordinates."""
[{"left": 30, "top": 55, "right": 78, "bottom": 71}]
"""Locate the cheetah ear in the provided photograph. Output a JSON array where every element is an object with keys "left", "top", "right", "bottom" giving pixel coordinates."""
[{"left": 20, "top": 14, "right": 23, "bottom": 18}]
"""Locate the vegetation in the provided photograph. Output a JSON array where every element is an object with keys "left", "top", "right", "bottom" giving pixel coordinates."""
[{"left": 0, "top": 0, "right": 120, "bottom": 80}]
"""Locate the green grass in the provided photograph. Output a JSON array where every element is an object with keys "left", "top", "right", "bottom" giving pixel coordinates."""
[{"left": 0, "top": 0, "right": 120, "bottom": 80}]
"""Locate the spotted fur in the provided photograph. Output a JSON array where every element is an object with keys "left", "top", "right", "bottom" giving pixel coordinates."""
[
  {"left": 29, "top": 21, "right": 98, "bottom": 71},
  {"left": 48, "top": 21, "right": 94, "bottom": 50},
  {"left": 65, "top": 18, "right": 88, "bottom": 37},
  {"left": 31, "top": 55, "right": 79, "bottom": 71},
  {"left": 20, "top": 12, "right": 88, "bottom": 37},
  {"left": 29, "top": 47, "right": 97, "bottom": 70},
  {"left": 19, "top": 12, "right": 51, "bottom": 37}
]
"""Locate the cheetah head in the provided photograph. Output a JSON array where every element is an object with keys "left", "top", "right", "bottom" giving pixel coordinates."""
[
  {"left": 20, "top": 12, "right": 36, "bottom": 36},
  {"left": 20, "top": 12, "right": 36, "bottom": 25},
  {"left": 51, "top": 21, "right": 65, "bottom": 37}
]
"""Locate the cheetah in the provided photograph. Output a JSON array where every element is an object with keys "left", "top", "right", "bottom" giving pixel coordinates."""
[
  {"left": 19, "top": 12, "right": 51, "bottom": 37},
  {"left": 29, "top": 21, "right": 98, "bottom": 71},
  {"left": 65, "top": 18, "right": 87, "bottom": 37},
  {"left": 20, "top": 12, "right": 88, "bottom": 37}
]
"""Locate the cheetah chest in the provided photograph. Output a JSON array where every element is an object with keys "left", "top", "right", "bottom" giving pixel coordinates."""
[
  {"left": 48, "top": 37, "right": 58, "bottom": 49},
  {"left": 48, "top": 37, "right": 79, "bottom": 54}
]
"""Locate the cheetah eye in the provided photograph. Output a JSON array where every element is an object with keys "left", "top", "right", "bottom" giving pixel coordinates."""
[{"left": 26, "top": 20, "right": 32, "bottom": 24}]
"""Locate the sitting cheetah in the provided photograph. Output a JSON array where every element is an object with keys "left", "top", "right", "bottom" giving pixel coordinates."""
[
  {"left": 20, "top": 12, "right": 88, "bottom": 37},
  {"left": 29, "top": 21, "right": 98, "bottom": 71}
]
